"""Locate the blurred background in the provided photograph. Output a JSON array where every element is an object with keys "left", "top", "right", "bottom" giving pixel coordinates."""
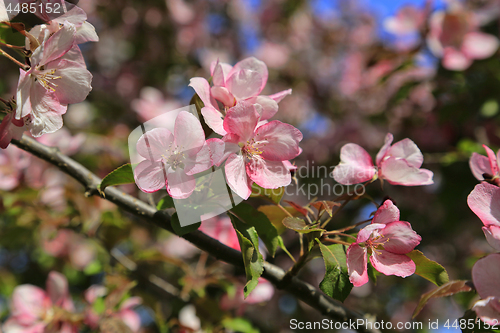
[{"left": 1, "top": 0, "right": 500, "bottom": 331}]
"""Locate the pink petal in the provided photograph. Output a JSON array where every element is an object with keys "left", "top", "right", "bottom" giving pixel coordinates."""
[
  {"left": 333, "top": 143, "right": 376, "bottom": 185},
  {"left": 346, "top": 243, "right": 368, "bottom": 287},
  {"left": 379, "top": 221, "right": 421, "bottom": 254},
  {"left": 134, "top": 160, "right": 166, "bottom": 193},
  {"left": 470, "top": 152, "right": 493, "bottom": 180},
  {"left": 224, "top": 153, "right": 252, "bottom": 200},
  {"left": 357, "top": 223, "right": 385, "bottom": 243},
  {"left": 2, "top": 319, "right": 46, "bottom": 333},
  {"left": 211, "top": 86, "right": 235, "bottom": 107},
  {"left": 227, "top": 57, "right": 268, "bottom": 99},
  {"left": 201, "top": 106, "right": 226, "bottom": 136},
  {"left": 223, "top": 101, "right": 260, "bottom": 142},
  {"left": 211, "top": 60, "right": 232, "bottom": 86},
  {"left": 120, "top": 297, "right": 142, "bottom": 310},
  {"left": 484, "top": 144, "right": 499, "bottom": 177},
  {"left": 166, "top": 167, "right": 196, "bottom": 199},
  {"left": 207, "top": 138, "right": 226, "bottom": 166},
  {"left": 472, "top": 253, "right": 500, "bottom": 299},
  {"left": 246, "top": 159, "right": 291, "bottom": 189},
  {"left": 11, "top": 285, "right": 49, "bottom": 325},
  {"left": 28, "top": 110, "right": 64, "bottom": 137},
  {"left": 254, "top": 120, "right": 302, "bottom": 161},
  {"left": 16, "top": 69, "right": 33, "bottom": 119},
  {"left": 84, "top": 285, "right": 107, "bottom": 304},
  {"left": 267, "top": 89, "right": 292, "bottom": 103},
  {"left": 386, "top": 138, "right": 424, "bottom": 168},
  {"left": 483, "top": 225, "right": 500, "bottom": 251},
  {"left": 380, "top": 157, "right": 433, "bottom": 186},
  {"left": 462, "top": 32, "right": 499, "bottom": 60},
  {"left": 39, "top": 22, "right": 77, "bottom": 65},
  {"left": 117, "top": 310, "right": 141, "bottom": 333},
  {"left": 370, "top": 250, "right": 416, "bottom": 277},
  {"left": 183, "top": 141, "right": 212, "bottom": 175},
  {"left": 246, "top": 96, "right": 278, "bottom": 120},
  {"left": 442, "top": 47, "right": 473, "bottom": 71},
  {"left": 372, "top": 199, "right": 400, "bottom": 224},
  {"left": 467, "top": 182, "right": 500, "bottom": 227},
  {"left": 44, "top": 59, "right": 92, "bottom": 105},
  {"left": 188, "top": 77, "right": 216, "bottom": 109},
  {"left": 375, "top": 133, "right": 394, "bottom": 166},
  {"left": 136, "top": 128, "right": 174, "bottom": 161},
  {"left": 46, "top": 271, "right": 72, "bottom": 310},
  {"left": 473, "top": 297, "right": 500, "bottom": 326},
  {"left": 0, "top": 113, "right": 25, "bottom": 149},
  {"left": 174, "top": 111, "right": 205, "bottom": 153}
]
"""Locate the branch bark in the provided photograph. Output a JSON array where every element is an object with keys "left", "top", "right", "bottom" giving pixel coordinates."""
[{"left": 12, "top": 135, "right": 380, "bottom": 333}]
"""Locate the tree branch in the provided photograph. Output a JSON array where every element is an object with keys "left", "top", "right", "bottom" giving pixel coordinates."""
[{"left": 12, "top": 135, "right": 380, "bottom": 333}]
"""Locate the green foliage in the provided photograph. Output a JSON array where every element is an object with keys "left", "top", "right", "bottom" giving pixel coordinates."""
[
  {"left": 157, "top": 195, "right": 175, "bottom": 210},
  {"left": 250, "top": 183, "right": 285, "bottom": 204},
  {"left": 222, "top": 318, "right": 260, "bottom": 333},
  {"left": 229, "top": 214, "right": 264, "bottom": 298},
  {"left": 316, "top": 240, "right": 352, "bottom": 302},
  {"left": 407, "top": 250, "right": 449, "bottom": 286},
  {"left": 99, "top": 164, "right": 135, "bottom": 192},
  {"left": 231, "top": 203, "right": 280, "bottom": 257},
  {"left": 282, "top": 217, "right": 323, "bottom": 234}
]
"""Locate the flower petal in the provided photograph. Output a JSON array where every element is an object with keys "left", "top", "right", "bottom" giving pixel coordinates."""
[
  {"left": 333, "top": 143, "right": 376, "bottom": 185},
  {"left": 370, "top": 250, "right": 416, "bottom": 277},
  {"left": 134, "top": 160, "right": 167, "bottom": 193},
  {"left": 224, "top": 153, "right": 252, "bottom": 200},
  {"left": 11, "top": 285, "right": 49, "bottom": 325},
  {"left": 46, "top": 271, "right": 73, "bottom": 311},
  {"left": 183, "top": 141, "right": 212, "bottom": 175},
  {"left": 246, "top": 159, "right": 291, "bottom": 189},
  {"left": 483, "top": 225, "right": 500, "bottom": 252},
  {"left": 470, "top": 152, "right": 492, "bottom": 180},
  {"left": 380, "top": 157, "right": 433, "bottom": 186},
  {"left": 372, "top": 199, "right": 400, "bottom": 224},
  {"left": 472, "top": 253, "right": 500, "bottom": 299},
  {"left": 472, "top": 297, "right": 500, "bottom": 326},
  {"left": 442, "top": 47, "right": 472, "bottom": 71},
  {"left": 483, "top": 144, "right": 499, "bottom": 177},
  {"left": 188, "top": 77, "right": 216, "bottom": 109},
  {"left": 201, "top": 106, "right": 226, "bottom": 136},
  {"left": 39, "top": 22, "right": 77, "bottom": 65},
  {"left": 375, "top": 133, "right": 394, "bottom": 166},
  {"left": 346, "top": 243, "right": 368, "bottom": 287},
  {"left": 16, "top": 69, "right": 33, "bottom": 119},
  {"left": 386, "top": 138, "right": 423, "bottom": 168},
  {"left": 467, "top": 182, "right": 500, "bottom": 227},
  {"left": 136, "top": 128, "right": 174, "bottom": 161},
  {"left": 267, "top": 89, "right": 292, "bottom": 103},
  {"left": 166, "top": 167, "right": 196, "bottom": 199},
  {"left": 207, "top": 138, "right": 226, "bottom": 166},
  {"left": 211, "top": 86, "right": 235, "bottom": 107},
  {"left": 45, "top": 59, "right": 93, "bottom": 105},
  {"left": 462, "top": 32, "right": 499, "bottom": 60},
  {"left": 226, "top": 57, "right": 268, "bottom": 100},
  {"left": 254, "top": 120, "right": 302, "bottom": 161},
  {"left": 223, "top": 101, "right": 260, "bottom": 142},
  {"left": 379, "top": 221, "right": 421, "bottom": 254},
  {"left": 174, "top": 111, "right": 205, "bottom": 153}
]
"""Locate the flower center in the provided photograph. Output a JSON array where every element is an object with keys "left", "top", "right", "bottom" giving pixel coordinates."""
[
  {"left": 241, "top": 138, "right": 263, "bottom": 157},
  {"left": 162, "top": 145, "right": 185, "bottom": 170},
  {"left": 33, "top": 68, "right": 62, "bottom": 92}
]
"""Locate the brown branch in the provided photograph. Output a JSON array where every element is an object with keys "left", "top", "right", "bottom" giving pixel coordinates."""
[{"left": 12, "top": 135, "right": 380, "bottom": 333}]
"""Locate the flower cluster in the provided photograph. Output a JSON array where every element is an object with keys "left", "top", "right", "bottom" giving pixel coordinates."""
[
  {"left": 468, "top": 144, "right": 500, "bottom": 324},
  {"left": 0, "top": 2, "right": 97, "bottom": 148},
  {"left": 134, "top": 57, "right": 303, "bottom": 200},
  {"left": 333, "top": 133, "right": 433, "bottom": 186},
  {"left": 2, "top": 271, "right": 142, "bottom": 333},
  {"left": 346, "top": 200, "right": 421, "bottom": 287}
]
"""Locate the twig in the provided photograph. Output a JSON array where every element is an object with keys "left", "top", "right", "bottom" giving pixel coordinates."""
[{"left": 12, "top": 135, "right": 380, "bottom": 333}]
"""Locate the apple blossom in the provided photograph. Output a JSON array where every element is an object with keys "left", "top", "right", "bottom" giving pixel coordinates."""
[
  {"left": 346, "top": 200, "right": 421, "bottom": 287},
  {"left": 0, "top": 112, "right": 26, "bottom": 149},
  {"left": 470, "top": 144, "right": 500, "bottom": 184},
  {"left": 333, "top": 133, "right": 433, "bottom": 186},
  {"left": 2, "top": 271, "right": 76, "bottom": 333},
  {"left": 221, "top": 101, "right": 302, "bottom": 200},
  {"left": 467, "top": 182, "right": 500, "bottom": 251},
  {"left": 189, "top": 57, "right": 292, "bottom": 135},
  {"left": 471, "top": 253, "right": 500, "bottom": 325},
  {"left": 427, "top": 9, "right": 499, "bottom": 71},
  {"left": 16, "top": 21, "right": 93, "bottom": 137},
  {"left": 199, "top": 216, "right": 240, "bottom": 251},
  {"left": 133, "top": 111, "right": 212, "bottom": 199}
]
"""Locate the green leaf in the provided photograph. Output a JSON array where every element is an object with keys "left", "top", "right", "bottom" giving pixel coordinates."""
[
  {"left": 171, "top": 213, "right": 201, "bottom": 236},
  {"left": 282, "top": 217, "right": 324, "bottom": 234},
  {"left": 229, "top": 215, "right": 264, "bottom": 298},
  {"left": 222, "top": 318, "right": 259, "bottom": 333},
  {"left": 157, "top": 196, "right": 175, "bottom": 210},
  {"left": 407, "top": 250, "right": 449, "bottom": 286},
  {"left": 250, "top": 183, "right": 285, "bottom": 204},
  {"left": 412, "top": 280, "right": 472, "bottom": 318},
  {"left": 231, "top": 203, "right": 280, "bottom": 257},
  {"left": 99, "top": 164, "right": 135, "bottom": 192},
  {"left": 258, "top": 205, "right": 298, "bottom": 234},
  {"left": 316, "top": 240, "right": 352, "bottom": 302}
]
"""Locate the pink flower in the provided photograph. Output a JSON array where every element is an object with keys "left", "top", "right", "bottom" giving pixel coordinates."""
[
  {"left": 471, "top": 253, "right": 500, "bottom": 325},
  {"left": 467, "top": 182, "right": 500, "bottom": 251},
  {"left": 189, "top": 57, "right": 292, "bottom": 135},
  {"left": 43, "top": 229, "right": 97, "bottom": 270},
  {"left": 346, "top": 200, "right": 421, "bottom": 287},
  {"left": 0, "top": 145, "right": 30, "bottom": 190},
  {"left": 0, "top": 111, "right": 26, "bottom": 149},
  {"left": 470, "top": 144, "right": 500, "bottom": 184},
  {"left": 221, "top": 101, "right": 302, "bottom": 199},
  {"left": 427, "top": 9, "right": 499, "bottom": 71},
  {"left": 133, "top": 111, "right": 212, "bottom": 199},
  {"left": 16, "top": 21, "right": 93, "bottom": 137},
  {"left": 333, "top": 133, "right": 433, "bottom": 186},
  {"left": 131, "top": 87, "right": 182, "bottom": 122},
  {"left": 2, "top": 271, "right": 76, "bottom": 333}
]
